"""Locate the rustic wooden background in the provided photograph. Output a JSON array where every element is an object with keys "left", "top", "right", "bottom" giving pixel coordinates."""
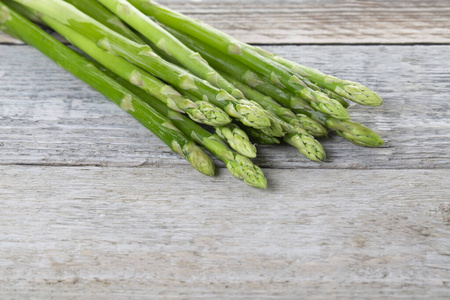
[{"left": 1, "top": 0, "right": 449, "bottom": 298}]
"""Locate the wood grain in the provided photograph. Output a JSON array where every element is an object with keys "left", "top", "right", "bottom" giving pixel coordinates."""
[
  {"left": 1, "top": 45, "right": 449, "bottom": 169},
  {"left": 1, "top": 0, "right": 449, "bottom": 44},
  {"left": 1, "top": 165, "right": 449, "bottom": 298},
  {"left": 1, "top": 1, "right": 450, "bottom": 297}
]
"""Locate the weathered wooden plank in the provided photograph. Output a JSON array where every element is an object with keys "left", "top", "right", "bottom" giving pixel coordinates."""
[
  {"left": 1, "top": 0, "right": 449, "bottom": 44},
  {"left": 1, "top": 45, "right": 449, "bottom": 169},
  {"left": 0, "top": 166, "right": 449, "bottom": 298}
]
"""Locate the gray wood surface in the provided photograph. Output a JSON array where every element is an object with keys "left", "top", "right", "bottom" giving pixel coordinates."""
[
  {"left": 1, "top": 166, "right": 449, "bottom": 298},
  {"left": 2, "top": 0, "right": 449, "bottom": 44},
  {"left": 1, "top": 0, "right": 450, "bottom": 298}
]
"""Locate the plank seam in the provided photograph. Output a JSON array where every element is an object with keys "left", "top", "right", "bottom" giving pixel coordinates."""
[{"left": 1, "top": 163, "right": 449, "bottom": 170}]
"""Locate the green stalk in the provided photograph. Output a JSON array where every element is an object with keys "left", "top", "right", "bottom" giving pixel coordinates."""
[
  {"left": 62, "top": 0, "right": 174, "bottom": 67},
  {"left": 243, "top": 127, "right": 281, "bottom": 145},
  {"left": 0, "top": 1, "right": 215, "bottom": 176},
  {"left": 97, "top": 0, "right": 245, "bottom": 99},
  {"left": 252, "top": 46, "right": 383, "bottom": 106},
  {"left": 2, "top": 0, "right": 41, "bottom": 23},
  {"left": 12, "top": 0, "right": 272, "bottom": 129},
  {"left": 42, "top": 16, "right": 230, "bottom": 126},
  {"left": 300, "top": 75, "right": 350, "bottom": 108},
  {"left": 109, "top": 72, "right": 267, "bottom": 189},
  {"left": 130, "top": 0, "right": 350, "bottom": 120},
  {"left": 64, "top": 0, "right": 143, "bottom": 43}
]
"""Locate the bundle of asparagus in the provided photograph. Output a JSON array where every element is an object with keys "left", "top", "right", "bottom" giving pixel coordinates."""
[{"left": 0, "top": 0, "right": 384, "bottom": 189}]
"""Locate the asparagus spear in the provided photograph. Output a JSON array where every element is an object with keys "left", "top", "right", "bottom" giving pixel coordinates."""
[
  {"left": 42, "top": 16, "right": 231, "bottom": 126},
  {"left": 2, "top": 0, "right": 41, "bottom": 23},
  {"left": 109, "top": 72, "right": 267, "bottom": 189},
  {"left": 215, "top": 124, "right": 257, "bottom": 159},
  {"left": 0, "top": 1, "right": 215, "bottom": 176},
  {"left": 12, "top": 0, "right": 272, "bottom": 130},
  {"left": 295, "top": 109, "right": 385, "bottom": 147},
  {"left": 129, "top": 0, "right": 350, "bottom": 120},
  {"left": 252, "top": 46, "right": 383, "bottom": 107},
  {"left": 284, "top": 133, "right": 326, "bottom": 162},
  {"left": 97, "top": 0, "right": 245, "bottom": 98},
  {"left": 64, "top": 0, "right": 143, "bottom": 43}
]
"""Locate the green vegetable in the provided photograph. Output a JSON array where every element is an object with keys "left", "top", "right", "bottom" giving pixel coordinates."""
[
  {"left": 0, "top": 1, "right": 215, "bottom": 176},
  {"left": 130, "top": 0, "right": 350, "bottom": 120},
  {"left": 97, "top": 0, "right": 244, "bottom": 97},
  {"left": 12, "top": 0, "right": 272, "bottom": 130},
  {"left": 110, "top": 72, "right": 267, "bottom": 189},
  {"left": 43, "top": 16, "right": 231, "bottom": 126},
  {"left": 252, "top": 46, "right": 383, "bottom": 106}
]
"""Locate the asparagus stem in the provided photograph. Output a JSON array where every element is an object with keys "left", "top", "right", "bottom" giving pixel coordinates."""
[
  {"left": 252, "top": 46, "right": 383, "bottom": 106},
  {"left": 2, "top": 0, "right": 41, "bottom": 23},
  {"left": 299, "top": 75, "right": 350, "bottom": 108},
  {"left": 43, "top": 16, "right": 230, "bottom": 126},
  {"left": 243, "top": 127, "right": 281, "bottom": 145},
  {"left": 66, "top": 0, "right": 180, "bottom": 69},
  {"left": 130, "top": 0, "right": 350, "bottom": 120},
  {"left": 110, "top": 72, "right": 267, "bottom": 189},
  {"left": 63, "top": 0, "right": 144, "bottom": 43},
  {"left": 97, "top": 0, "right": 245, "bottom": 97},
  {"left": 0, "top": 1, "right": 215, "bottom": 176},
  {"left": 12, "top": 0, "right": 272, "bottom": 130},
  {"left": 215, "top": 124, "right": 257, "bottom": 159}
]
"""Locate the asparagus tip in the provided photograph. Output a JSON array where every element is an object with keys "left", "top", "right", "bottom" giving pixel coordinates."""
[
  {"left": 337, "top": 81, "right": 383, "bottom": 107},
  {"left": 216, "top": 125, "right": 257, "bottom": 158},
  {"left": 183, "top": 141, "right": 216, "bottom": 176},
  {"left": 227, "top": 154, "right": 267, "bottom": 189},
  {"left": 284, "top": 134, "right": 326, "bottom": 162},
  {"left": 236, "top": 100, "right": 271, "bottom": 129},
  {"left": 327, "top": 119, "right": 384, "bottom": 147}
]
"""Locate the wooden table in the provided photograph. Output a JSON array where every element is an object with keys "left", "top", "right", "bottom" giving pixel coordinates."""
[{"left": 1, "top": 0, "right": 449, "bottom": 298}]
